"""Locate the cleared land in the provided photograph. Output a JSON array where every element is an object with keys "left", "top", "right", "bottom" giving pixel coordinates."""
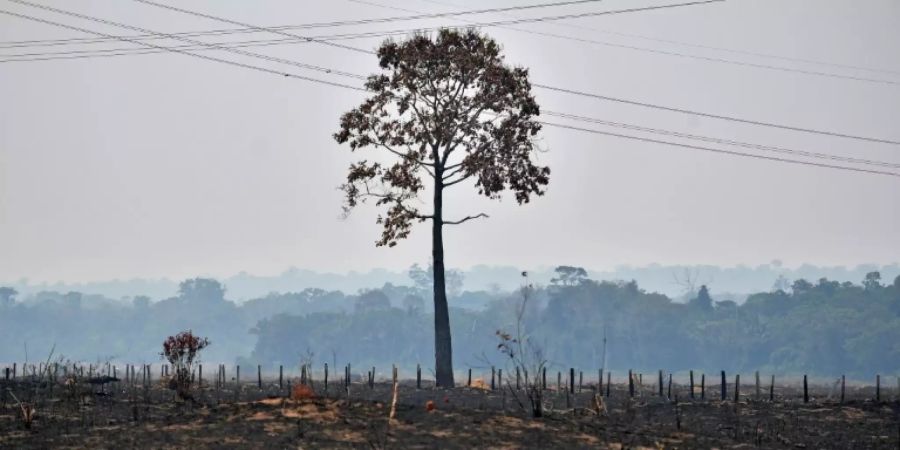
[{"left": 1, "top": 376, "right": 899, "bottom": 448}]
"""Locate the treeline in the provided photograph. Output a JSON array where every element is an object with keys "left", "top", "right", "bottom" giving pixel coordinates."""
[{"left": 1, "top": 271, "right": 898, "bottom": 378}]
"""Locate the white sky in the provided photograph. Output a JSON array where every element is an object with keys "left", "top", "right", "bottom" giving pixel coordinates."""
[{"left": 1, "top": 0, "right": 898, "bottom": 284}]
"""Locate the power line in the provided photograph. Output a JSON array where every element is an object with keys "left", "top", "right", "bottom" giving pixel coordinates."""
[
  {"left": 4, "top": 2, "right": 897, "bottom": 178},
  {"left": 8, "top": 1, "right": 897, "bottom": 147},
  {"left": 0, "top": 0, "right": 607, "bottom": 49},
  {"left": 416, "top": 0, "right": 900, "bottom": 77},
  {"left": 536, "top": 84, "right": 900, "bottom": 146},
  {"left": 9, "top": 0, "right": 898, "bottom": 87},
  {"left": 14, "top": 0, "right": 895, "bottom": 148},
  {"left": 0, "top": 9, "right": 367, "bottom": 91},
  {"left": 345, "top": 0, "right": 900, "bottom": 86},
  {"left": 543, "top": 110, "right": 900, "bottom": 168},
  {"left": 540, "top": 121, "right": 900, "bottom": 178},
  {"left": 5, "top": 0, "right": 367, "bottom": 80}
]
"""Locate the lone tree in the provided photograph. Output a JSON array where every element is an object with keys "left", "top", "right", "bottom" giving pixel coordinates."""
[{"left": 335, "top": 29, "right": 549, "bottom": 386}]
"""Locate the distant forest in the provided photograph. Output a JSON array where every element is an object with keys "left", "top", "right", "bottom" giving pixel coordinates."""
[{"left": 1, "top": 267, "right": 898, "bottom": 379}]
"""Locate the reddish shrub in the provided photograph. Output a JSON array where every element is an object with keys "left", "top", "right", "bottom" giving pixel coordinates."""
[{"left": 291, "top": 383, "right": 316, "bottom": 401}]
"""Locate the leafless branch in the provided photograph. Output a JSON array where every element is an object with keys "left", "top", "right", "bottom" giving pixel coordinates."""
[{"left": 443, "top": 213, "right": 488, "bottom": 225}]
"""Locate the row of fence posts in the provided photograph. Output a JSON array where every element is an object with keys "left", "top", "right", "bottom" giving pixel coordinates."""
[
  {"left": 3, "top": 362, "right": 897, "bottom": 404},
  {"left": 456, "top": 366, "right": 897, "bottom": 404}
]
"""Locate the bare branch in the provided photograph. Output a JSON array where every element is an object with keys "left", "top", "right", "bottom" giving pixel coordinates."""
[{"left": 443, "top": 213, "right": 488, "bottom": 225}]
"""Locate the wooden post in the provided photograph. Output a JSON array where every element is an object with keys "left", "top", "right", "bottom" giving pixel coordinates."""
[
  {"left": 416, "top": 364, "right": 421, "bottom": 389},
  {"left": 388, "top": 365, "right": 399, "bottom": 421},
  {"left": 278, "top": 365, "right": 282, "bottom": 389},
  {"left": 658, "top": 370, "right": 664, "bottom": 397},
  {"left": 668, "top": 373, "right": 673, "bottom": 400},
  {"left": 370, "top": 366, "right": 375, "bottom": 389},
  {"left": 606, "top": 371, "right": 611, "bottom": 398},
  {"left": 198, "top": 364, "right": 202, "bottom": 388},
  {"left": 257, "top": 365, "right": 261, "bottom": 389},
  {"left": 755, "top": 371, "right": 760, "bottom": 401},
  {"left": 516, "top": 367, "right": 520, "bottom": 390},
  {"left": 578, "top": 370, "right": 583, "bottom": 393},
  {"left": 840, "top": 375, "right": 845, "bottom": 403},
  {"left": 628, "top": 370, "right": 634, "bottom": 398},
  {"left": 803, "top": 374, "right": 808, "bottom": 403},
  {"left": 570, "top": 368, "right": 575, "bottom": 394},
  {"left": 689, "top": 370, "right": 694, "bottom": 399},
  {"left": 542, "top": 367, "right": 547, "bottom": 390},
  {"left": 557, "top": 371, "right": 561, "bottom": 392},
  {"left": 876, "top": 374, "right": 880, "bottom": 402},
  {"left": 770, "top": 374, "right": 775, "bottom": 402},
  {"left": 498, "top": 369, "right": 503, "bottom": 390},
  {"left": 734, "top": 374, "right": 740, "bottom": 403},
  {"left": 467, "top": 368, "right": 472, "bottom": 387},
  {"left": 324, "top": 363, "right": 328, "bottom": 393},
  {"left": 720, "top": 371, "right": 726, "bottom": 401},
  {"left": 492, "top": 366, "right": 496, "bottom": 390},
  {"left": 701, "top": 373, "right": 705, "bottom": 400},
  {"left": 598, "top": 369, "right": 603, "bottom": 395},
  {"left": 236, "top": 365, "right": 240, "bottom": 386}
]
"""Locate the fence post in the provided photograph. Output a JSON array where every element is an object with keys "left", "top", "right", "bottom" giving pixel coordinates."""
[
  {"left": 198, "top": 364, "right": 202, "bottom": 388},
  {"left": 755, "top": 371, "right": 760, "bottom": 401},
  {"left": 578, "top": 370, "right": 583, "bottom": 393},
  {"left": 606, "top": 371, "right": 611, "bottom": 398},
  {"left": 628, "top": 370, "right": 634, "bottom": 398},
  {"left": 876, "top": 374, "right": 880, "bottom": 402},
  {"left": 467, "top": 368, "right": 472, "bottom": 387},
  {"left": 689, "top": 370, "right": 694, "bottom": 399},
  {"left": 516, "top": 367, "right": 520, "bottom": 390},
  {"left": 557, "top": 371, "right": 561, "bottom": 392},
  {"left": 803, "top": 374, "right": 809, "bottom": 403},
  {"left": 770, "top": 374, "right": 775, "bottom": 402},
  {"left": 734, "top": 374, "right": 740, "bottom": 403},
  {"left": 416, "top": 364, "right": 421, "bottom": 389},
  {"left": 658, "top": 370, "right": 664, "bottom": 397},
  {"left": 236, "top": 365, "right": 240, "bottom": 386},
  {"left": 542, "top": 367, "right": 547, "bottom": 390},
  {"left": 598, "top": 369, "right": 603, "bottom": 395},
  {"left": 324, "top": 363, "right": 328, "bottom": 393},
  {"left": 701, "top": 373, "right": 705, "bottom": 400},
  {"left": 720, "top": 371, "right": 726, "bottom": 401},
  {"left": 840, "top": 375, "right": 845, "bottom": 403},
  {"left": 668, "top": 373, "right": 673, "bottom": 400},
  {"left": 492, "top": 366, "right": 496, "bottom": 391},
  {"left": 570, "top": 368, "right": 575, "bottom": 394}
]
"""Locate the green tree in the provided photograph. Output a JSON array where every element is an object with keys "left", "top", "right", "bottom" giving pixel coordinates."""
[
  {"left": 550, "top": 266, "right": 588, "bottom": 286},
  {"left": 690, "top": 285, "right": 713, "bottom": 311},
  {"left": 335, "top": 29, "right": 549, "bottom": 386},
  {"left": 862, "top": 271, "right": 882, "bottom": 292}
]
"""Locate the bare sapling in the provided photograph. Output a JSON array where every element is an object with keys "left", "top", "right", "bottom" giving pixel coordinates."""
[
  {"left": 497, "top": 275, "right": 548, "bottom": 418},
  {"left": 6, "top": 345, "right": 60, "bottom": 429}
]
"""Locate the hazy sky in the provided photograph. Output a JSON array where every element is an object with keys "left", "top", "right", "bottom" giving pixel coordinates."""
[{"left": 1, "top": 0, "right": 898, "bottom": 284}]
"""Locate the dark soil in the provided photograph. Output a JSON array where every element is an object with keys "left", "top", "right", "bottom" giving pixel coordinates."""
[{"left": 2, "top": 378, "right": 898, "bottom": 449}]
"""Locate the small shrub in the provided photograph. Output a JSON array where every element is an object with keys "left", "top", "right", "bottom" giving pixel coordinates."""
[
  {"left": 291, "top": 383, "right": 316, "bottom": 401},
  {"left": 160, "top": 330, "right": 209, "bottom": 401}
]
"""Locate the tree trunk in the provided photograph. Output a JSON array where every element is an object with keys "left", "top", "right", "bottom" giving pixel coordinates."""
[{"left": 432, "top": 170, "right": 455, "bottom": 387}]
